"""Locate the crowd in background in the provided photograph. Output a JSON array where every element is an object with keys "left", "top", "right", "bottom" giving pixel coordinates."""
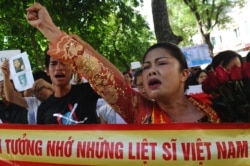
[
  {"left": 1, "top": 48, "right": 248, "bottom": 124},
  {"left": 0, "top": 2, "right": 250, "bottom": 125}
]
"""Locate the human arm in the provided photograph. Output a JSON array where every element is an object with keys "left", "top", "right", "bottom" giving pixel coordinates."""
[
  {"left": 1, "top": 60, "right": 28, "bottom": 108},
  {"left": 26, "top": 2, "right": 62, "bottom": 43},
  {"left": 26, "top": 3, "right": 123, "bottom": 79},
  {"left": 69, "top": 34, "right": 124, "bottom": 79},
  {"left": 26, "top": 3, "right": 142, "bottom": 123}
]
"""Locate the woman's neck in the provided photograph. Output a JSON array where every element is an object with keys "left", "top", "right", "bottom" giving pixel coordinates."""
[
  {"left": 157, "top": 95, "right": 188, "bottom": 115},
  {"left": 157, "top": 95, "right": 203, "bottom": 122}
]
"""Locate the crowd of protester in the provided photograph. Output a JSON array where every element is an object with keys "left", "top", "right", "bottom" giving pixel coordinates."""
[{"left": 0, "top": 2, "right": 249, "bottom": 124}]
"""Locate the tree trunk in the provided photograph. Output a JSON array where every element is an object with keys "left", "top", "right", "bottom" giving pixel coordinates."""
[
  {"left": 151, "top": 0, "right": 182, "bottom": 44},
  {"left": 203, "top": 33, "right": 214, "bottom": 57}
]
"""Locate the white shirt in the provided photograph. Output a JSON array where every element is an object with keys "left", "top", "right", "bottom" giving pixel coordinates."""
[{"left": 96, "top": 99, "right": 126, "bottom": 124}]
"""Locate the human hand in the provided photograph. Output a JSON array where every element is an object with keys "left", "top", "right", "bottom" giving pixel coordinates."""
[
  {"left": 1, "top": 60, "right": 10, "bottom": 78},
  {"left": 33, "top": 78, "right": 53, "bottom": 93},
  {"left": 26, "top": 2, "right": 62, "bottom": 43}
]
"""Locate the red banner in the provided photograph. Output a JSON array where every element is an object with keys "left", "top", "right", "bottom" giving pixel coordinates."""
[{"left": 0, "top": 123, "right": 249, "bottom": 166}]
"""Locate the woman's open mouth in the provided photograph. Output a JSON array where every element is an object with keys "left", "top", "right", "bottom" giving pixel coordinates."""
[{"left": 148, "top": 78, "right": 161, "bottom": 89}]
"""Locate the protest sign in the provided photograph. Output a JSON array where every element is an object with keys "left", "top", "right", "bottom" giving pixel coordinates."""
[
  {"left": 0, "top": 50, "right": 20, "bottom": 81},
  {"left": 182, "top": 44, "right": 212, "bottom": 67}
]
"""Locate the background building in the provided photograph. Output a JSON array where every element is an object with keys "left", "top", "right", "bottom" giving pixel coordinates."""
[{"left": 210, "top": 1, "right": 250, "bottom": 57}]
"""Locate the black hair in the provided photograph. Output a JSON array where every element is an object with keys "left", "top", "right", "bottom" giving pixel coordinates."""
[
  {"left": 142, "top": 42, "right": 189, "bottom": 91},
  {"left": 212, "top": 50, "right": 243, "bottom": 69},
  {"left": 122, "top": 71, "right": 132, "bottom": 78},
  {"left": 195, "top": 69, "right": 207, "bottom": 80},
  {"left": 205, "top": 64, "right": 213, "bottom": 72},
  {"left": 33, "top": 70, "right": 52, "bottom": 83}
]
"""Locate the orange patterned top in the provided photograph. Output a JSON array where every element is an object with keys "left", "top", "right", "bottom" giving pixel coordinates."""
[{"left": 47, "top": 32, "right": 220, "bottom": 124}]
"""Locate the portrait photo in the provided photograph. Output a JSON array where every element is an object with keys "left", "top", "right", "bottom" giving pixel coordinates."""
[
  {"left": 18, "top": 73, "right": 27, "bottom": 87},
  {"left": 13, "top": 57, "right": 25, "bottom": 73}
]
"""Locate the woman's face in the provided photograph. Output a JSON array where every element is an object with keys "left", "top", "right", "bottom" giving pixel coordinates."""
[
  {"left": 142, "top": 48, "right": 189, "bottom": 100},
  {"left": 197, "top": 71, "right": 208, "bottom": 84}
]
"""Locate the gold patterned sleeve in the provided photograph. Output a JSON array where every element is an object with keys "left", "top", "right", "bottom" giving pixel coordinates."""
[{"left": 47, "top": 32, "right": 140, "bottom": 123}]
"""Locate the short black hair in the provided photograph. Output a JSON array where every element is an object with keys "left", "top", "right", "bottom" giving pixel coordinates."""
[{"left": 33, "top": 70, "right": 51, "bottom": 83}]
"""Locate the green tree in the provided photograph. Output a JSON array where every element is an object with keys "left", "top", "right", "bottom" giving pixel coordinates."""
[
  {"left": 0, "top": 0, "right": 155, "bottom": 72},
  {"left": 182, "top": 0, "right": 245, "bottom": 56},
  {"left": 167, "top": 0, "right": 197, "bottom": 47}
]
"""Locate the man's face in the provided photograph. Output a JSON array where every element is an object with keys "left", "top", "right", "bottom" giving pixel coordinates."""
[{"left": 46, "top": 57, "right": 73, "bottom": 87}]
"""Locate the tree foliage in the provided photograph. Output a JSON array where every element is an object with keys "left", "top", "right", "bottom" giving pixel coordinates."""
[
  {"left": 0, "top": 0, "right": 155, "bottom": 72},
  {"left": 181, "top": 0, "right": 246, "bottom": 55},
  {"left": 166, "top": 0, "right": 245, "bottom": 55},
  {"left": 167, "top": 0, "right": 197, "bottom": 47}
]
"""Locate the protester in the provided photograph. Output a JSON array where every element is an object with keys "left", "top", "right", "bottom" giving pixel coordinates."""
[
  {"left": 133, "top": 69, "right": 148, "bottom": 98},
  {"left": 195, "top": 70, "right": 208, "bottom": 84},
  {"left": 0, "top": 80, "right": 28, "bottom": 124},
  {"left": 1, "top": 60, "right": 54, "bottom": 124},
  {"left": 26, "top": 2, "right": 220, "bottom": 124},
  {"left": 33, "top": 49, "right": 101, "bottom": 124},
  {"left": 123, "top": 71, "right": 133, "bottom": 87},
  {"left": 211, "top": 50, "right": 243, "bottom": 70},
  {"left": 188, "top": 66, "right": 201, "bottom": 85}
]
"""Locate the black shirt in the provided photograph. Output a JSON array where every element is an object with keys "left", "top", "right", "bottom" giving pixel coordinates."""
[
  {"left": 0, "top": 101, "right": 28, "bottom": 124},
  {"left": 37, "top": 83, "right": 100, "bottom": 124}
]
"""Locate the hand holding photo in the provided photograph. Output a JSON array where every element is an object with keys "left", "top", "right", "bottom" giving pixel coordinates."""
[{"left": 0, "top": 50, "right": 21, "bottom": 81}]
